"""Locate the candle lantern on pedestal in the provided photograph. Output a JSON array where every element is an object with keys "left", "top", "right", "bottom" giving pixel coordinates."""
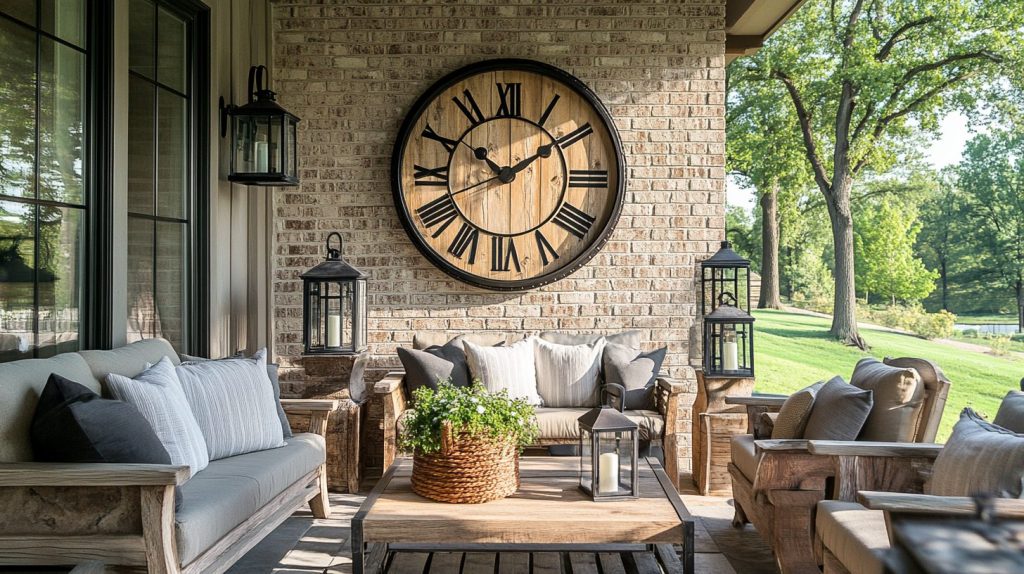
[
  {"left": 301, "top": 232, "right": 367, "bottom": 355},
  {"left": 221, "top": 65, "right": 300, "bottom": 186},
  {"left": 699, "top": 240, "right": 751, "bottom": 317},
  {"left": 577, "top": 406, "right": 639, "bottom": 501},
  {"left": 703, "top": 293, "right": 755, "bottom": 378}
]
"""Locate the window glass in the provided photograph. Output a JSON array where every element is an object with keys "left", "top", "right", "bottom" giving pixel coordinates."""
[
  {"left": 157, "top": 89, "right": 186, "bottom": 219},
  {"left": 0, "top": 0, "right": 35, "bottom": 27},
  {"left": 157, "top": 7, "right": 186, "bottom": 93},
  {"left": 128, "top": 77, "right": 155, "bottom": 215},
  {"left": 126, "top": 217, "right": 155, "bottom": 342},
  {"left": 40, "top": 0, "right": 86, "bottom": 48},
  {"left": 0, "top": 18, "right": 36, "bottom": 200},
  {"left": 129, "top": 0, "right": 155, "bottom": 80},
  {"left": 38, "top": 38, "right": 86, "bottom": 204}
]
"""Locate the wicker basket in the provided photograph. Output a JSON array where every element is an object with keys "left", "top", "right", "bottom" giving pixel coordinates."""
[{"left": 411, "top": 423, "right": 520, "bottom": 504}]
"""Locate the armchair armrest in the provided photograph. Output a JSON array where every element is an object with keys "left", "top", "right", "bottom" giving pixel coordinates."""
[
  {"left": 280, "top": 399, "right": 339, "bottom": 413},
  {"left": 725, "top": 394, "right": 788, "bottom": 407},
  {"left": 754, "top": 439, "right": 810, "bottom": 454},
  {"left": 0, "top": 462, "right": 188, "bottom": 487},
  {"left": 656, "top": 377, "right": 686, "bottom": 395},
  {"left": 807, "top": 441, "right": 943, "bottom": 459},
  {"left": 858, "top": 491, "right": 1024, "bottom": 519},
  {"left": 377, "top": 372, "right": 409, "bottom": 470},
  {"left": 375, "top": 371, "right": 405, "bottom": 395}
]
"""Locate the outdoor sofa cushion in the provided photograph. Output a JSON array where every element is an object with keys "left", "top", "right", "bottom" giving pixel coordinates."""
[
  {"left": 539, "top": 330, "right": 643, "bottom": 349},
  {"left": 928, "top": 408, "right": 1024, "bottom": 498},
  {"left": 771, "top": 379, "right": 829, "bottom": 439},
  {"left": 79, "top": 338, "right": 181, "bottom": 385},
  {"left": 412, "top": 332, "right": 520, "bottom": 350},
  {"left": 850, "top": 357, "right": 924, "bottom": 441},
  {"left": 993, "top": 390, "right": 1024, "bottom": 433},
  {"left": 802, "top": 378, "right": 874, "bottom": 440},
  {"left": 815, "top": 500, "right": 888, "bottom": 574},
  {"left": 602, "top": 344, "right": 667, "bottom": 411},
  {"left": 397, "top": 343, "right": 471, "bottom": 394},
  {"left": 729, "top": 434, "right": 759, "bottom": 483},
  {"left": 464, "top": 338, "right": 542, "bottom": 405},
  {"left": 174, "top": 433, "right": 325, "bottom": 565},
  {"left": 534, "top": 337, "right": 606, "bottom": 408},
  {"left": 533, "top": 407, "right": 664, "bottom": 442}
]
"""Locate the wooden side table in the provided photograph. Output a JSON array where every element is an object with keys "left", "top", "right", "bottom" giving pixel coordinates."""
[{"left": 692, "top": 369, "right": 754, "bottom": 495}]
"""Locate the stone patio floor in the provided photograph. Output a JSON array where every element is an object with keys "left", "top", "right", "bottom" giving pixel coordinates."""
[{"left": 227, "top": 474, "right": 778, "bottom": 574}]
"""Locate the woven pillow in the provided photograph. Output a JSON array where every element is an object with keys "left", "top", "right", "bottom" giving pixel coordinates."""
[
  {"left": 602, "top": 343, "right": 667, "bottom": 410},
  {"left": 801, "top": 377, "right": 874, "bottom": 441},
  {"left": 771, "top": 379, "right": 829, "bottom": 439},
  {"left": 850, "top": 357, "right": 924, "bottom": 441},
  {"left": 534, "top": 337, "right": 606, "bottom": 408},
  {"left": 464, "top": 338, "right": 542, "bottom": 405},
  {"left": 928, "top": 408, "right": 1024, "bottom": 498},
  {"left": 993, "top": 390, "right": 1024, "bottom": 433},
  {"left": 106, "top": 357, "right": 209, "bottom": 477},
  {"left": 175, "top": 349, "right": 286, "bottom": 461}
]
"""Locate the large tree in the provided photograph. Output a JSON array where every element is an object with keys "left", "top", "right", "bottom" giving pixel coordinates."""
[
  {"left": 735, "top": 0, "right": 1022, "bottom": 347},
  {"left": 958, "top": 129, "right": 1024, "bottom": 332},
  {"left": 854, "top": 196, "right": 937, "bottom": 304},
  {"left": 726, "top": 65, "right": 810, "bottom": 309}
]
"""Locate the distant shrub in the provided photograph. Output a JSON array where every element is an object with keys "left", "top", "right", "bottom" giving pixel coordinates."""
[
  {"left": 989, "top": 335, "right": 1012, "bottom": 357},
  {"left": 859, "top": 304, "right": 955, "bottom": 340},
  {"left": 914, "top": 310, "right": 956, "bottom": 340},
  {"left": 961, "top": 328, "right": 979, "bottom": 338},
  {"left": 1011, "top": 333, "right": 1024, "bottom": 343}
]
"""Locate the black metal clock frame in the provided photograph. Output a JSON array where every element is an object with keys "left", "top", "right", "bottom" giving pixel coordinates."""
[{"left": 390, "top": 58, "right": 627, "bottom": 291}]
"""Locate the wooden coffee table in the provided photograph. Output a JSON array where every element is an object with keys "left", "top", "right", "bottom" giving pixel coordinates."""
[{"left": 352, "top": 457, "right": 694, "bottom": 573}]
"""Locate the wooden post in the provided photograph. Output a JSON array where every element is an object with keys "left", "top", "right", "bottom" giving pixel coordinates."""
[{"left": 692, "top": 369, "right": 755, "bottom": 495}]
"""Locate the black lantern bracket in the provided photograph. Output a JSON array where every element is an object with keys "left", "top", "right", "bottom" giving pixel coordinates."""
[{"left": 220, "top": 65, "right": 269, "bottom": 138}]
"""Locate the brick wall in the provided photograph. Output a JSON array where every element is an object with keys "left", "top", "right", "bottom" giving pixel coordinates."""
[{"left": 271, "top": 0, "right": 727, "bottom": 478}]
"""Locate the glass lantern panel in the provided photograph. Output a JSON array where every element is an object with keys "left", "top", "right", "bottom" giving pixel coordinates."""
[
  {"left": 354, "top": 278, "right": 366, "bottom": 351},
  {"left": 285, "top": 117, "right": 297, "bottom": 178},
  {"left": 597, "top": 431, "right": 631, "bottom": 495},
  {"left": 267, "top": 115, "right": 282, "bottom": 175},
  {"left": 231, "top": 115, "right": 258, "bottom": 174},
  {"left": 307, "top": 281, "right": 322, "bottom": 349},
  {"left": 580, "top": 428, "right": 593, "bottom": 493}
]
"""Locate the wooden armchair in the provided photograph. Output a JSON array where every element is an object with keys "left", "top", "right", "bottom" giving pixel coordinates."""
[{"left": 725, "top": 358, "right": 951, "bottom": 574}]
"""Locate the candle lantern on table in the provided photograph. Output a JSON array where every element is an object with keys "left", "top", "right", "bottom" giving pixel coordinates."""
[
  {"left": 577, "top": 406, "right": 639, "bottom": 501},
  {"left": 220, "top": 65, "right": 300, "bottom": 186},
  {"left": 301, "top": 232, "right": 367, "bottom": 355},
  {"left": 703, "top": 293, "right": 754, "bottom": 378}
]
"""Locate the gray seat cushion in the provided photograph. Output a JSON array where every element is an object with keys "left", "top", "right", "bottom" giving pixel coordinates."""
[
  {"left": 816, "top": 500, "right": 888, "bottom": 574},
  {"left": 730, "top": 434, "right": 759, "bottom": 482},
  {"left": 533, "top": 407, "right": 664, "bottom": 442},
  {"left": 174, "top": 433, "right": 325, "bottom": 565},
  {"left": 80, "top": 338, "right": 180, "bottom": 384}
]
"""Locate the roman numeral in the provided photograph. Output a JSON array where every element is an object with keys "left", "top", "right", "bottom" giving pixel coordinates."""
[
  {"left": 452, "top": 89, "right": 486, "bottom": 126},
  {"left": 538, "top": 94, "right": 560, "bottom": 127},
  {"left": 554, "top": 202, "right": 596, "bottom": 239},
  {"left": 568, "top": 169, "right": 608, "bottom": 189},
  {"left": 448, "top": 223, "right": 479, "bottom": 263},
  {"left": 416, "top": 195, "right": 458, "bottom": 237},
  {"left": 421, "top": 124, "right": 458, "bottom": 153},
  {"left": 413, "top": 164, "right": 449, "bottom": 187},
  {"left": 557, "top": 123, "right": 593, "bottom": 149},
  {"left": 495, "top": 83, "right": 521, "bottom": 118},
  {"left": 535, "top": 230, "right": 559, "bottom": 266},
  {"left": 490, "top": 235, "right": 521, "bottom": 273}
]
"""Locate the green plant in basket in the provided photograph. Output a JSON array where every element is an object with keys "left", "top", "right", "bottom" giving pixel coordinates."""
[{"left": 399, "top": 380, "right": 538, "bottom": 454}]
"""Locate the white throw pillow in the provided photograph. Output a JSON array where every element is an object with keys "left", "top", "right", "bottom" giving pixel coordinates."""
[
  {"left": 175, "top": 348, "right": 285, "bottom": 461},
  {"left": 464, "top": 338, "right": 542, "bottom": 405},
  {"left": 535, "top": 337, "right": 607, "bottom": 407},
  {"left": 106, "top": 357, "right": 210, "bottom": 478}
]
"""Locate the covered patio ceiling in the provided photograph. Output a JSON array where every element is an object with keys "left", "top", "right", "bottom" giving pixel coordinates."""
[{"left": 726, "top": 0, "right": 806, "bottom": 62}]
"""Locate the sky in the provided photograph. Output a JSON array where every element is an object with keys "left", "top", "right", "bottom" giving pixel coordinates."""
[{"left": 726, "top": 112, "right": 972, "bottom": 213}]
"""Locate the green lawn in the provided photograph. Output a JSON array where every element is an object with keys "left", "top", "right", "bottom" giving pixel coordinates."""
[{"left": 752, "top": 309, "right": 1023, "bottom": 441}]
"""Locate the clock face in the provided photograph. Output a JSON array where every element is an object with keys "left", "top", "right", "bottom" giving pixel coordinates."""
[{"left": 392, "top": 59, "right": 625, "bottom": 291}]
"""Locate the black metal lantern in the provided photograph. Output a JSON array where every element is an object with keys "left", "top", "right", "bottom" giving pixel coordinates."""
[
  {"left": 220, "top": 65, "right": 300, "bottom": 186},
  {"left": 578, "top": 406, "right": 639, "bottom": 501},
  {"left": 301, "top": 233, "right": 367, "bottom": 355},
  {"left": 700, "top": 241, "right": 751, "bottom": 317},
  {"left": 703, "top": 293, "right": 755, "bottom": 378}
]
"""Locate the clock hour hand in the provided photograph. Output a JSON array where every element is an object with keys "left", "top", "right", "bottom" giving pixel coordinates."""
[
  {"left": 460, "top": 140, "right": 502, "bottom": 174},
  {"left": 509, "top": 143, "right": 554, "bottom": 175}
]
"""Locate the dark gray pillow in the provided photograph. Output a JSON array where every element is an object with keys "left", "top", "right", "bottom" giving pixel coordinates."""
[
  {"left": 802, "top": 377, "right": 874, "bottom": 440},
  {"left": 994, "top": 390, "right": 1024, "bottom": 433},
  {"left": 180, "top": 351, "right": 292, "bottom": 439},
  {"left": 397, "top": 343, "right": 471, "bottom": 396},
  {"left": 602, "top": 343, "right": 666, "bottom": 410}
]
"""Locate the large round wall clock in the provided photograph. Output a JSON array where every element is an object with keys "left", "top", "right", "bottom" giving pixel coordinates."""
[{"left": 391, "top": 59, "right": 626, "bottom": 291}]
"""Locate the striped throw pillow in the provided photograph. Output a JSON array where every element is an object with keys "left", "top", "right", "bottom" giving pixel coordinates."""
[
  {"left": 175, "top": 349, "right": 285, "bottom": 461},
  {"left": 464, "top": 338, "right": 542, "bottom": 405},
  {"left": 106, "top": 357, "right": 210, "bottom": 478},
  {"left": 535, "top": 337, "right": 607, "bottom": 408}
]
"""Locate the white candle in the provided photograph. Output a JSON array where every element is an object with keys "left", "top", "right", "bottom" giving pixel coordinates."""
[
  {"left": 327, "top": 314, "right": 341, "bottom": 348},
  {"left": 723, "top": 341, "right": 739, "bottom": 371},
  {"left": 599, "top": 452, "right": 619, "bottom": 493},
  {"left": 255, "top": 141, "right": 269, "bottom": 172}
]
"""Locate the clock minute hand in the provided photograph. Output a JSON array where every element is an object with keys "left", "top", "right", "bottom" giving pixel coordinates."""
[
  {"left": 509, "top": 143, "right": 554, "bottom": 175},
  {"left": 451, "top": 174, "right": 501, "bottom": 197}
]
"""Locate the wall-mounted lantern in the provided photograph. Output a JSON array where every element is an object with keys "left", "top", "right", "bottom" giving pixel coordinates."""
[
  {"left": 301, "top": 233, "right": 367, "bottom": 355},
  {"left": 220, "top": 65, "right": 300, "bottom": 186}
]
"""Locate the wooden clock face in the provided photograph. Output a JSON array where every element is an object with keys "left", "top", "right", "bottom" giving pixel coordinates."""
[{"left": 392, "top": 59, "right": 626, "bottom": 291}]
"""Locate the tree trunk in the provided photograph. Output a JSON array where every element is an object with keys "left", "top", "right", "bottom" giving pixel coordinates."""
[
  {"left": 825, "top": 178, "right": 867, "bottom": 349},
  {"left": 940, "top": 257, "right": 948, "bottom": 311},
  {"left": 758, "top": 184, "right": 782, "bottom": 309}
]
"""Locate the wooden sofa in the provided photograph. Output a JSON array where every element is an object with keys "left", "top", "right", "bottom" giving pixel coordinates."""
[
  {"left": 374, "top": 331, "right": 688, "bottom": 486},
  {"left": 726, "top": 358, "right": 951, "bottom": 574},
  {"left": 0, "top": 339, "right": 338, "bottom": 573}
]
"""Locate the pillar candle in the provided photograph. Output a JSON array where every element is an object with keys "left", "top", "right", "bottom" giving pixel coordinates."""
[
  {"left": 255, "top": 141, "right": 269, "bottom": 172},
  {"left": 723, "top": 341, "right": 739, "bottom": 371},
  {"left": 598, "top": 451, "right": 619, "bottom": 493},
  {"left": 327, "top": 314, "right": 341, "bottom": 348}
]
